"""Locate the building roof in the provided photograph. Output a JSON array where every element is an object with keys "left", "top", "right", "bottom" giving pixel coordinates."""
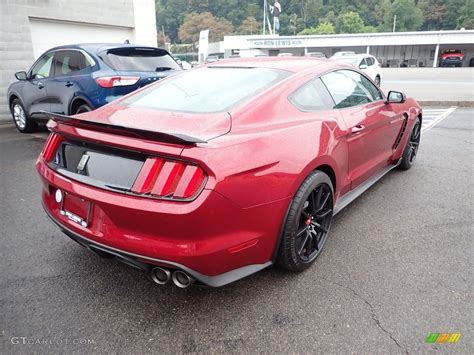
[{"left": 209, "top": 57, "right": 329, "bottom": 72}]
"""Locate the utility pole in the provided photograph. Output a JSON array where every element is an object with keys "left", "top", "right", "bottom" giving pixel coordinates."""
[
  {"left": 263, "top": 0, "right": 267, "bottom": 35},
  {"left": 161, "top": 25, "right": 166, "bottom": 47},
  {"left": 393, "top": 15, "right": 397, "bottom": 32}
]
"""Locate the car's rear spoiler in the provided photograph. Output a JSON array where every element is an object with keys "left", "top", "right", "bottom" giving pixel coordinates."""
[{"left": 42, "top": 112, "right": 207, "bottom": 145}]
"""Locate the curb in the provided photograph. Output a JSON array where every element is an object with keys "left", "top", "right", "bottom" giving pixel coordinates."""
[{"left": 418, "top": 101, "right": 474, "bottom": 107}]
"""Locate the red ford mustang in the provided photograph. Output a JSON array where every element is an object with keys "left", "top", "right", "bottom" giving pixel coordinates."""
[{"left": 37, "top": 58, "right": 422, "bottom": 288}]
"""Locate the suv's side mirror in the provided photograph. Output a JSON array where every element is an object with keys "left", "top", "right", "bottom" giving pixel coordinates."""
[
  {"left": 15, "top": 71, "right": 28, "bottom": 81},
  {"left": 359, "top": 64, "right": 368, "bottom": 69},
  {"left": 386, "top": 91, "right": 406, "bottom": 104}
]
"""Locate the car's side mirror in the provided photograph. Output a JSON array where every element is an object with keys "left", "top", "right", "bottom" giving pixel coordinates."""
[
  {"left": 359, "top": 64, "right": 368, "bottom": 69},
  {"left": 386, "top": 91, "right": 406, "bottom": 104},
  {"left": 15, "top": 71, "right": 28, "bottom": 81}
]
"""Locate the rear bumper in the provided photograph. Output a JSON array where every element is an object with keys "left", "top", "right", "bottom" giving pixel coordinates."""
[{"left": 37, "top": 157, "right": 290, "bottom": 286}]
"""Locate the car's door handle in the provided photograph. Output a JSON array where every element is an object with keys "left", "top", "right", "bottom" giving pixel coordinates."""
[
  {"left": 351, "top": 124, "right": 365, "bottom": 133},
  {"left": 65, "top": 81, "right": 74, "bottom": 87},
  {"left": 37, "top": 82, "right": 45, "bottom": 89}
]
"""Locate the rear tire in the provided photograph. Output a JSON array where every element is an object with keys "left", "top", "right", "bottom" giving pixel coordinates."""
[
  {"left": 11, "top": 98, "right": 37, "bottom": 133},
  {"left": 75, "top": 104, "right": 92, "bottom": 114},
  {"left": 277, "top": 170, "right": 334, "bottom": 272},
  {"left": 399, "top": 117, "right": 421, "bottom": 170}
]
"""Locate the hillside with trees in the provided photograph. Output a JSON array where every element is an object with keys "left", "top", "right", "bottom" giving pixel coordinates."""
[{"left": 155, "top": 0, "right": 474, "bottom": 44}]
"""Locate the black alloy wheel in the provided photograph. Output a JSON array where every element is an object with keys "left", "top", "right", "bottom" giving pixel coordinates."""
[
  {"left": 296, "top": 184, "right": 333, "bottom": 263},
  {"left": 278, "top": 170, "right": 334, "bottom": 272},
  {"left": 400, "top": 117, "right": 421, "bottom": 170}
]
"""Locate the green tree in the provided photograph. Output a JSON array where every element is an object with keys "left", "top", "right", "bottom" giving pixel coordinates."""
[
  {"left": 443, "top": 0, "right": 465, "bottom": 29},
  {"left": 156, "top": 0, "right": 188, "bottom": 42},
  {"left": 457, "top": 0, "right": 474, "bottom": 29},
  {"left": 319, "top": 10, "right": 336, "bottom": 25},
  {"left": 178, "top": 12, "right": 234, "bottom": 44},
  {"left": 419, "top": 0, "right": 448, "bottom": 30},
  {"left": 374, "top": 0, "right": 392, "bottom": 25},
  {"left": 298, "top": 22, "right": 336, "bottom": 35},
  {"left": 381, "top": 0, "right": 423, "bottom": 32},
  {"left": 239, "top": 16, "right": 260, "bottom": 35},
  {"left": 335, "top": 11, "right": 366, "bottom": 33}
]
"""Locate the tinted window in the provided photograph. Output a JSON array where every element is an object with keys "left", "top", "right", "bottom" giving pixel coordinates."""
[
  {"left": 342, "top": 70, "right": 383, "bottom": 101},
  {"left": 321, "top": 70, "right": 372, "bottom": 109},
  {"left": 290, "top": 78, "right": 333, "bottom": 111},
  {"left": 123, "top": 67, "right": 290, "bottom": 113},
  {"left": 30, "top": 53, "right": 54, "bottom": 79},
  {"left": 54, "top": 50, "right": 92, "bottom": 76},
  {"left": 366, "top": 57, "right": 375, "bottom": 66},
  {"left": 100, "top": 47, "right": 180, "bottom": 72}
]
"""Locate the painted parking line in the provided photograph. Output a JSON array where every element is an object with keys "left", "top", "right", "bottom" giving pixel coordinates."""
[{"left": 421, "top": 107, "right": 457, "bottom": 133}]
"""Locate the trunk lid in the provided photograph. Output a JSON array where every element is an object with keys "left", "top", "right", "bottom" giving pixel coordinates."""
[{"left": 72, "top": 103, "right": 232, "bottom": 143}]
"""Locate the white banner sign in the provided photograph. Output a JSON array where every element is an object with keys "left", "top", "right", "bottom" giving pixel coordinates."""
[{"left": 198, "top": 29, "right": 209, "bottom": 64}]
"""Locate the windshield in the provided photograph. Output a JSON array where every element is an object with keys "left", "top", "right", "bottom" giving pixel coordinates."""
[
  {"left": 337, "top": 57, "right": 360, "bottom": 66},
  {"left": 100, "top": 47, "right": 180, "bottom": 72},
  {"left": 122, "top": 67, "right": 290, "bottom": 113}
]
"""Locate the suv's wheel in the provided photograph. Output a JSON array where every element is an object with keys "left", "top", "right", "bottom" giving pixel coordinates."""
[
  {"left": 277, "top": 170, "right": 334, "bottom": 272},
  {"left": 399, "top": 117, "right": 421, "bottom": 170},
  {"left": 11, "top": 98, "right": 37, "bottom": 133},
  {"left": 75, "top": 103, "right": 92, "bottom": 114}
]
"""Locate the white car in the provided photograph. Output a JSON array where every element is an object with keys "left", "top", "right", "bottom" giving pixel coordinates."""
[
  {"left": 332, "top": 54, "right": 382, "bottom": 86},
  {"left": 330, "top": 51, "right": 356, "bottom": 58}
]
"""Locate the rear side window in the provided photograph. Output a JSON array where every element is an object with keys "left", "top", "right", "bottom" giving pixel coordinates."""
[
  {"left": 123, "top": 67, "right": 290, "bottom": 113},
  {"left": 289, "top": 78, "right": 334, "bottom": 111},
  {"left": 100, "top": 47, "right": 180, "bottom": 72},
  {"left": 54, "top": 50, "right": 92, "bottom": 76}
]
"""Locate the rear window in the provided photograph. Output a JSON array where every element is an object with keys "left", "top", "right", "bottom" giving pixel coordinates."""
[
  {"left": 122, "top": 67, "right": 291, "bottom": 113},
  {"left": 100, "top": 47, "right": 180, "bottom": 72}
]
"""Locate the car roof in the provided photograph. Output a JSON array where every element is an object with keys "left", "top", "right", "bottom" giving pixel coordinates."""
[
  {"left": 44, "top": 43, "right": 167, "bottom": 55},
  {"left": 208, "top": 57, "right": 330, "bottom": 73},
  {"left": 338, "top": 54, "right": 372, "bottom": 59}
]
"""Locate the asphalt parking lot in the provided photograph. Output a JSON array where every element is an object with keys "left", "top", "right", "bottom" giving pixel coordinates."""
[{"left": 0, "top": 108, "right": 472, "bottom": 353}]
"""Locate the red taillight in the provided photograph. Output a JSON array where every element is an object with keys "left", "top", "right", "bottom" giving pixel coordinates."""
[
  {"left": 95, "top": 76, "right": 140, "bottom": 88},
  {"left": 42, "top": 133, "right": 63, "bottom": 162},
  {"left": 132, "top": 157, "right": 207, "bottom": 200}
]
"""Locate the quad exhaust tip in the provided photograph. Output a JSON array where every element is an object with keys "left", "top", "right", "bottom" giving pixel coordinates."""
[
  {"left": 172, "top": 270, "right": 195, "bottom": 288},
  {"left": 150, "top": 268, "right": 196, "bottom": 288},
  {"left": 150, "top": 267, "right": 171, "bottom": 285}
]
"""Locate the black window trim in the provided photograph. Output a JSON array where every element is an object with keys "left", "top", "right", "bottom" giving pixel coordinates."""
[{"left": 319, "top": 68, "right": 386, "bottom": 111}]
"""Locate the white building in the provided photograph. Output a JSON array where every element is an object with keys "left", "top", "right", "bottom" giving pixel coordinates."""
[
  {"left": 210, "top": 30, "right": 474, "bottom": 68},
  {"left": 0, "top": 0, "right": 157, "bottom": 121}
]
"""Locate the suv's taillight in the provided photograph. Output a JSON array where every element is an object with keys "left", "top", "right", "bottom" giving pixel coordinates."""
[
  {"left": 42, "top": 133, "right": 63, "bottom": 162},
  {"left": 95, "top": 76, "right": 140, "bottom": 88},
  {"left": 132, "top": 157, "right": 207, "bottom": 201}
]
